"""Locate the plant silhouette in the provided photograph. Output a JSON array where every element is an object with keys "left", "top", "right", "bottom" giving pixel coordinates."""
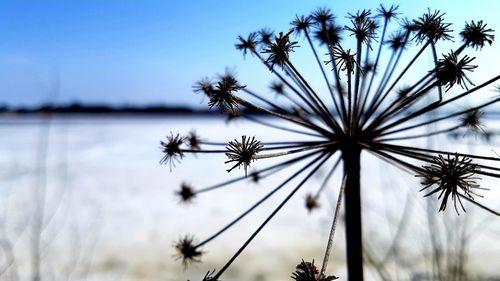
[{"left": 162, "top": 4, "right": 500, "bottom": 281}]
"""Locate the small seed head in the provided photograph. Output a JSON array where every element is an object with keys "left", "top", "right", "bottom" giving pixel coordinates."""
[
  {"left": 225, "top": 135, "right": 264, "bottom": 176},
  {"left": 417, "top": 154, "right": 481, "bottom": 214},
  {"left": 174, "top": 235, "right": 203, "bottom": 267},
  {"left": 291, "top": 259, "right": 338, "bottom": 281},
  {"left": 160, "top": 133, "right": 185, "bottom": 170}
]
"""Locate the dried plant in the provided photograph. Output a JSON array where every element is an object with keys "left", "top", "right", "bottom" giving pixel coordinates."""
[{"left": 162, "top": 4, "right": 500, "bottom": 281}]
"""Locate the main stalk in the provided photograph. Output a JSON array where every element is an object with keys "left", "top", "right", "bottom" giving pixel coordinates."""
[{"left": 342, "top": 144, "right": 363, "bottom": 281}]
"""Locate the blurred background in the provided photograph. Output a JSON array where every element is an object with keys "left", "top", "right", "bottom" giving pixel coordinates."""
[{"left": 1, "top": 1, "right": 500, "bottom": 280}]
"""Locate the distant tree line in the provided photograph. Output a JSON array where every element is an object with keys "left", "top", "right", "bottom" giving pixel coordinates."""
[{"left": 0, "top": 102, "right": 209, "bottom": 115}]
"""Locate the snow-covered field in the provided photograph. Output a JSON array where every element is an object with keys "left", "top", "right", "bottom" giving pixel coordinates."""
[{"left": 0, "top": 115, "right": 499, "bottom": 281}]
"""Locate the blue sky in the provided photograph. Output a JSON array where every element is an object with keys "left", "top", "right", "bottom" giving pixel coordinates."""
[{"left": 1, "top": 0, "right": 500, "bottom": 107}]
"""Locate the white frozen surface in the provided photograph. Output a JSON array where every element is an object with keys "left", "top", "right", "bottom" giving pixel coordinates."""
[{"left": 0, "top": 115, "right": 499, "bottom": 281}]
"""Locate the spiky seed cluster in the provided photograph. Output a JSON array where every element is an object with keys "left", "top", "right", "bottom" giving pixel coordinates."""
[
  {"left": 250, "top": 171, "right": 261, "bottom": 183},
  {"left": 345, "top": 10, "right": 379, "bottom": 47},
  {"left": 460, "top": 20, "right": 495, "bottom": 50},
  {"left": 269, "top": 81, "right": 285, "bottom": 95},
  {"left": 311, "top": 7, "right": 334, "bottom": 25},
  {"left": 461, "top": 110, "right": 485, "bottom": 132},
  {"left": 160, "top": 133, "right": 185, "bottom": 169},
  {"left": 435, "top": 52, "right": 477, "bottom": 91},
  {"left": 205, "top": 74, "right": 245, "bottom": 114},
  {"left": 305, "top": 193, "right": 320, "bottom": 212},
  {"left": 177, "top": 183, "right": 196, "bottom": 203},
  {"left": 187, "top": 130, "right": 201, "bottom": 151},
  {"left": 377, "top": 4, "right": 399, "bottom": 20},
  {"left": 262, "top": 30, "right": 299, "bottom": 69},
  {"left": 174, "top": 236, "right": 203, "bottom": 267},
  {"left": 417, "top": 154, "right": 481, "bottom": 214},
  {"left": 193, "top": 78, "right": 214, "bottom": 98},
  {"left": 225, "top": 136, "right": 263, "bottom": 176},
  {"left": 292, "top": 15, "right": 313, "bottom": 34},
  {"left": 235, "top": 33, "right": 258, "bottom": 57},
  {"left": 316, "top": 25, "right": 343, "bottom": 46},
  {"left": 329, "top": 45, "right": 357, "bottom": 75},
  {"left": 401, "top": 17, "right": 419, "bottom": 34},
  {"left": 386, "top": 31, "right": 407, "bottom": 51},
  {"left": 258, "top": 29, "right": 274, "bottom": 46},
  {"left": 413, "top": 9, "right": 452, "bottom": 43},
  {"left": 291, "top": 260, "right": 338, "bottom": 281}
]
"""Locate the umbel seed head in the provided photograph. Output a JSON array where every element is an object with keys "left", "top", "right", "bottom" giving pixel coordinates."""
[
  {"left": 305, "top": 194, "right": 320, "bottom": 212},
  {"left": 187, "top": 130, "right": 201, "bottom": 151},
  {"left": 225, "top": 135, "right": 264, "bottom": 176},
  {"left": 435, "top": 52, "right": 477, "bottom": 91},
  {"left": 160, "top": 133, "right": 185, "bottom": 170},
  {"left": 461, "top": 110, "right": 485, "bottom": 132},
  {"left": 417, "top": 154, "right": 481, "bottom": 214},
  {"left": 262, "top": 30, "right": 299, "bottom": 70},
  {"left": 174, "top": 236, "right": 203, "bottom": 267},
  {"left": 176, "top": 183, "right": 196, "bottom": 204},
  {"left": 291, "top": 259, "right": 338, "bottom": 281},
  {"left": 460, "top": 20, "right": 495, "bottom": 50},
  {"left": 207, "top": 74, "right": 245, "bottom": 114}
]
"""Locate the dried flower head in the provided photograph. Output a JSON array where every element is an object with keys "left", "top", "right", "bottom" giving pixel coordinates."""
[
  {"left": 258, "top": 28, "right": 274, "bottom": 47},
  {"left": 291, "top": 260, "right": 338, "bottom": 281},
  {"left": 269, "top": 81, "right": 285, "bottom": 95},
  {"left": 225, "top": 135, "right": 263, "bottom": 176},
  {"left": 160, "top": 133, "right": 185, "bottom": 169},
  {"left": 305, "top": 193, "right": 320, "bottom": 212},
  {"left": 262, "top": 30, "right": 299, "bottom": 70},
  {"left": 329, "top": 45, "right": 358, "bottom": 75},
  {"left": 417, "top": 154, "right": 481, "bottom": 214},
  {"left": 174, "top": 236, "right": 203, "bottom": 267},
  {"left": 435, "top": 51, "right": 477, "bottom": 91},
  {"left": 460, "top": 20, "right": 495, "bottom": 50},
  {"left": 235, "top": 32, "right": 258, "bottom": 57},
  {"left": 386, "top": 31, "right": 407, "bottom": 51},
  {"left": 345, "top": 10, "right": 379, "bottom": 47},
  {"left": 208, "top": 74, "right": 245, "bottom": 114},
  {"left": 377, "top": 4, "right": 399, "bottom": 20},
  {"left": 413, "top": 9, "right": 452, "bottom": 43},
  {"left": 401, "top": 17, "right": 419, "bottom": 34},
  {"left": 176, "top": 183, "right": 196, "bottom": 204},
  {"left": 250, "top": 171, "right": 261, "bottom": 183},
  {"left": 193, "top": 78, "right": 214, "bottom": 98},
  {"left": 311, "top": 7, "right": 334, "bottom": 26},
  {"left": 314, "top": 24, "right": 343, "bottom": 46},
  {"left": 461, "top": 110, "right": 485, "bottom": 132},
  {"left": 292, "top": 15, "right": 313, "bottom": 35},
  {"left": 187, "top": 130, "right": 201, "bottom": 151}
]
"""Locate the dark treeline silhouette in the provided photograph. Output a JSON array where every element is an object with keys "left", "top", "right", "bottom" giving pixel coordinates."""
[
  {"left": 2, "top": 102, "right": 500, "bottom": 119},
  {"left": 0, "top": 102, "right": 284, "bottom": 116},
  {"left": 0, "top": 102, "right": 208, "bottom": 115}
]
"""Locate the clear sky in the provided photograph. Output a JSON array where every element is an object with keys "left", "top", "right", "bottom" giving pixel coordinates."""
[{"left": 2, "top": 0, "right": 500, "bottom": 107}]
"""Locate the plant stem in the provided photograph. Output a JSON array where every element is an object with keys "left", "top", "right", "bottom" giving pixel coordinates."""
[{"left": 342, "top": 144, "right": 363, "bottom": 281}]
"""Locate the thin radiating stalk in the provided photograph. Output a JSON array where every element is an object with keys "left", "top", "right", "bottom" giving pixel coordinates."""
[
  {"left": 365, "top": 40, "right": 430, "bottom": 124},
  {"left": 376, "top": 79, "right": 500, "bottom": 134},
  {"left": 243, "top": 115, "right": 324, "bottom": 138},
  {"left": 212, "top": 152, "right": 332, "bottom": 279},
  {"left": 304, "top": 30, "right": 344, "bottom": 124},
  {"left": 320, "top": 174, "right": 346, "bottom": 277},
  {"left": 196, "top": 151, "right": 318, "bottom": 194},
  {"left": 196, "top": 151, "right": 326, "bottom": 248},
  {"left": 315, "top": 157, "right": 342, "bottom": 198}
]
